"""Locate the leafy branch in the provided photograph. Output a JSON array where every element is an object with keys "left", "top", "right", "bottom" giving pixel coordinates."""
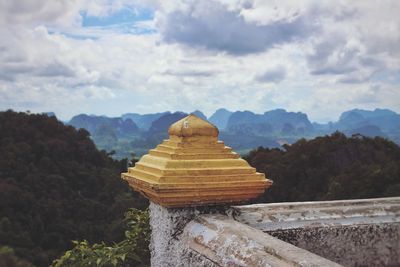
[{"left": 52, "top": 208, "right": 150, "bottom": 267}]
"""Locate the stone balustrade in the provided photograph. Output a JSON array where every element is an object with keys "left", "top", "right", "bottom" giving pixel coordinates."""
[
  {"left": 233, "top": 197, "right": 400, "bottom": 267},
  {"left": 122, "top": 114, "right": 400, "bottom": 266}
]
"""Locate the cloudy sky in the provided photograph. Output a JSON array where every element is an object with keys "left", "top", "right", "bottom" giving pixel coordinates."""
[{"left": 0, "top": 0, "right": 399, "bottom": 122}]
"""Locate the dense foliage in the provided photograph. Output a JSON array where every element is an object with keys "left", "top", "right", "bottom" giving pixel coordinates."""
[
  {"left": 0, "top": 111, "right": 147, "bottom": 266},
  {"left": 245, "top": 132, "right": 400, "bottom": 202},
  {"left": 53, "top": 208, "right": 150, "bottom": 267},
  {"left": 0, "top": 246, "right": 33, "bottom": 267}
]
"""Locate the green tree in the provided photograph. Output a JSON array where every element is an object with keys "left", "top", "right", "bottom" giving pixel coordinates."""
[
  {"left": 53, "top": 208, "right": 150, "bottom": 267},
  {"left": 0, "top": 246, "right": 34, "bottom": 267},
  {"left": 0, "top": 111, "right": 148, "bottom": 266},
  {"left": 245, "top": 132, "right": 400, "bottom": 202}
]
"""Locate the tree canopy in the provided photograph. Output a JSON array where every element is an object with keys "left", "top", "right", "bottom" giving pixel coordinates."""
[
  {"left": 0, "top": 111, "right": 147, "bottom": 266},
  {"left": 245, "top": 132, "right": 400, "bottom": 203}
]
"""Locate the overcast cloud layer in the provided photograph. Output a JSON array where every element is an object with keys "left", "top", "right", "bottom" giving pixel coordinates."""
[{"left": 0, "top": 0, "right": 399, "bottom": 122}]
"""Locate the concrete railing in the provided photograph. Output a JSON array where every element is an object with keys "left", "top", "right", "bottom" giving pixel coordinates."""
[
  {"left": 231, "top": 197, "right": 400, "bottom": 267},
  {"left": 181, "top": 214, "right": 341, "bottom": 267},
  {"left": 122, "top": 115, "right": 400, "bottom": 266},
  {"left": 147, "top": 197, "right": 400, "bottom": 266}
]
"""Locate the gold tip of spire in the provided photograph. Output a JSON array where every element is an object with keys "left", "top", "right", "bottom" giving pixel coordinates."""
[
  {"left": 122, "top": 114, "right": 272, "bottom": 208},
  {"left": 168, "top": 114, "right": 219, "bottom": 138}
]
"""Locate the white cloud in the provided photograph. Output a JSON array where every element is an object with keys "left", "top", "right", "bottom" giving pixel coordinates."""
[
  {"left": 155, "top": 0, "right": 317, "bottom": 55},
  {"left": 0, "top": 0, "right": 399, "bottom": 122}
]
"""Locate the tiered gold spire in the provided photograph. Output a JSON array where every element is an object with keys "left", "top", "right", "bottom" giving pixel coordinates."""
[{"left": 122, "top": 114, "right": 272, "bottom": 208}]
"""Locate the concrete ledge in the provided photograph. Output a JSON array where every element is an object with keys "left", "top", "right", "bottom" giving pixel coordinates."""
[
  {"left": 232, "top": 197, "right": 400, "bottom": 231},
  {"left": 182, "top": 214, "right": 342, "bottom": 267},
  {"left": 269, "top": 223, "right": 400, "bottom": 267},
  {"left": 148, "top": 198, "right": 400, "bottom": 266},
  {"left": 232, "top": 197, "right": 400, "bottom": 267}
]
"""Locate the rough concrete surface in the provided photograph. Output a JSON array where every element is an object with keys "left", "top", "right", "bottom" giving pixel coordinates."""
[
  {"left": 232, "top": 197, "right": 400, "bottom": 267},
  {"left": 181, "top": 214, "right": 342, "bottom": 267},
  {"left": 148, "top": 197, "right": 400, "bottom": 267},
  {"left": 269, "top": 223, "right": 400, "bottom": 267},
  {"left": 149, "top": 202, "right": 194, "bottom": 267},
  {"left": 149, "top": 202, "right": 230, "bottom": 267},
  {"left": 232, "top": 197, "right": 400, "bottom": 231}
]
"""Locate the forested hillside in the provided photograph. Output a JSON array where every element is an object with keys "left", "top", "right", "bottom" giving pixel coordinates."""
[
  {"left": 0, "top": 111, "right": 147, "bottom": 266},
  {"left": 245, "top": 132, "right": 400, "bottom": 203}
]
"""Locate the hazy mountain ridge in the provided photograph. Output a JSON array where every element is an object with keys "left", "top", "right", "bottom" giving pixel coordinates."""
[
  {"left": 69, "top": 114, "right": 139, "bottom": 138},
  {"left": 209, "top": 108, "right": 233, "bottom": 129},
  {"left": 336, "top": 108, "right": 400, "bottom": 132},
  {"left": 67, "top": 108, "right": 400, "bottom": 158},
  {"left": 191, "top": 110, "right": 207, "bottom": 120},
  {"left": 148, "top": 112, "right": 188, "bottom": 135},
  {"left": 226, "top": 109, "right": 313, "bottom": 135},
  {"left": 121, "top": 112, "right": 169, "bottom": 131}
]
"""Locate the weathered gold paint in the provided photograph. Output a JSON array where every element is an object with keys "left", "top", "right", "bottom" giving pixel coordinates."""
[{"left": 121, "top": 114, "right": 272, "bottom": 208}]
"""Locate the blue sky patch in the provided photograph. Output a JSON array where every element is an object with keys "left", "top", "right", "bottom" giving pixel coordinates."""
[{"left": 81, "top": 7, "right": 154, "bottom": 28}]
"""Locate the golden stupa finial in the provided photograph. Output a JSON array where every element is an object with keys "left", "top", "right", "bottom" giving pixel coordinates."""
[
  {"left": 122, "top": 114, "right": 272, "bottom": 208},
  {"left": 168, "top": 114, "right": 219, "bottom": 138}
]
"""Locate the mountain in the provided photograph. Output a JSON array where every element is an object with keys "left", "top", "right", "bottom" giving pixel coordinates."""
[
  {"left": 220, "top": 132, "right": 280, "bottom": 154},
  {"left": 68, "top": 114, "right": 141, "bottom": 159},
  {"left": 263, "top": 109, "right": 313, "bottom": 132},
  {"left": 209, "top": 108, "right": 233, "bottom": 130},
  {"left": 336, "top": 111, "right": 368, "bottom": 130},
  {"left": 227, "top": 111, "right": 263, "bottom": 128},
  {"left": 121, "top": 112, "right": 169, "bottom": 131},
  {"left": 345, "top": 125, "right": 386, "bottom": 138},
  {"left": 341, "top": 108, "right": 398, "bottom": 119},
  {"left": 121, "top": 111, "right": 205, "bottom": 130},
  {"left": 336, "top": 108, "right": 400, "bottom": 132},
  {"left": 226, "top": 109, "right": 313, "bottom": 136},
  {"left": 69, "top": 114, "right": 139, "bottom": 138},
  {"left": 92, "top": 123, "right": 118, "bottom": 151},
  {"left": 144, "top": 112, "right": 188, "bottom": 146},
  {"left": 227, "top": 122, "right": 274, "bottom": 136},
  {"left": 147, "top": 112, "right": 187, "bottom": 136},
  {"left": 312, "top": 122, "right": 333, "bottom": 132},
  {"left": 64, "top": 108, "right": 400, "bottom": 159},
  {"left": 0, "top": 111, "right": 147, "bottom": 266},
  {"left": 191, "top": 110, "right": 207, "bottom": 121}
]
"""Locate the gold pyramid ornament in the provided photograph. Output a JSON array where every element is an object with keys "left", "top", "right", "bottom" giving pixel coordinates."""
[{"left": 122, "top": 114, "right": 272, "bottom": 208}]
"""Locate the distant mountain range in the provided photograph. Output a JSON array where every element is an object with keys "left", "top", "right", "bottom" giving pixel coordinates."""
[
  {"left": 70, "top": 114, "right": 140, "bottom": 137},
  {"left": 67, "top": 108, "right": 400, "bottom": 159}
]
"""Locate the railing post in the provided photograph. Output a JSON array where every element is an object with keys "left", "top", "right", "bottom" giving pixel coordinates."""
[{"left": 122, "top": 114, "right": 271, "bottom": 266}]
